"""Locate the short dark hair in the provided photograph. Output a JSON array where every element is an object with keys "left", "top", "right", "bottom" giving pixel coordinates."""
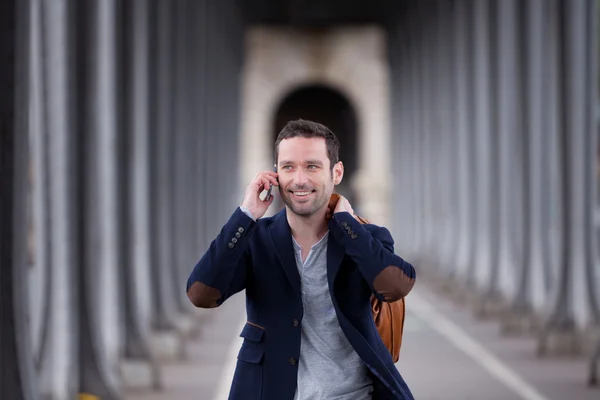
[{"left": 274, "top": 119, "right": 340, "bottom": 169}]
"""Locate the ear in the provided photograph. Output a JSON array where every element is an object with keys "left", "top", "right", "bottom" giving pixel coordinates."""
[{"left": 333, "top": 161, "right": 344, "bottom": 185}]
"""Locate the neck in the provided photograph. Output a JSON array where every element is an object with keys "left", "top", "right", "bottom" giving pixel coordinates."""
[{"left": 286, "top": 206, "right": 329, "bottom": 244}]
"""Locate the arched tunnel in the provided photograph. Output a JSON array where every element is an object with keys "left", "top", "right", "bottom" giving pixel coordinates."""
[{"left": 1, "top": 0, "right": 600, "bottom": 399}]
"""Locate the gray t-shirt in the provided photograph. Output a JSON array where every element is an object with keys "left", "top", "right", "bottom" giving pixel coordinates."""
[{"left": 292, "top": 232, "right": 373, "bottom": 400}]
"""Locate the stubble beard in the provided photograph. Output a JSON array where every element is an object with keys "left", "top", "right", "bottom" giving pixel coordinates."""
[{"left": 280, "top": 178, "right": 334, "bottom": 218}]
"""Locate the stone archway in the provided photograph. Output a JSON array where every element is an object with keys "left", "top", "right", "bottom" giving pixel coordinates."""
[
  {"left": 272, "top": 84, "right": 358, "bottom": 211},
  {"left": 239, "top": 25, "right": 392, "bottom": 224}
]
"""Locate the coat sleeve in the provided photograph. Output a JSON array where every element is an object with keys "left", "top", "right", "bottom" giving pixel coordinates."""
[
  {"left": 186, "top": 207, "right": 256, "bottom": 308},
  {"left": 329, "top": 211, "right": 416, "bottom": 302}
]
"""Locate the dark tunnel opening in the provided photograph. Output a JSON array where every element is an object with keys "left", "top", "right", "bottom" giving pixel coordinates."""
[{"left": 272, "top": 84, "right": 359, "bottom": 210}]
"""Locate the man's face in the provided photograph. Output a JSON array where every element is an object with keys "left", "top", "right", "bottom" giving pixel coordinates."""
[{"left": 277, "top": 137, "right": 343, "bottom": 218}]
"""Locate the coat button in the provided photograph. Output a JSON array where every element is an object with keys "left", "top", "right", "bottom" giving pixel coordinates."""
[
  {"left": 228, "top": 242, "right": 235, "bottom": 248},
  {"left": 231, "top": 237, "right": 238, "bottom": 243},
  {"left": 292, "top": 319, "right": 299, "bottom": 327},
  {"left": 289, "top": 357, "right": 297, "bottom": 366},
  {"left": 351, "top": 234, "right": 358, "bottom": 239},
  {"left": 341, "top": 221, "right": 348, "bottom": 227},
  {"left": 238, "top": 227, "right": 244, "bottom": 233},
  {"left": 235, "top": 232, "right": 241, "bottom": 238}
]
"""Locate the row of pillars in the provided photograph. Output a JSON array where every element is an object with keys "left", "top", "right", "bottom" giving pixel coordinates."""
[
  {"left": 1, "top": 0, "right": 244, "bottom": 398},
  {"left": 388, "top": 0, "right": 599, "bottom": 385}
]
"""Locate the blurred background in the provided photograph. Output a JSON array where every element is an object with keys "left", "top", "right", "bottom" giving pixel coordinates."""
[{"left": 1, "top": 0, "right": 600, "bottom": 399}]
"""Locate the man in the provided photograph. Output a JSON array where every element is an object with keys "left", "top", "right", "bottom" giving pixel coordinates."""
[{"left": 186, "top": 119, "right": 416, "bottom": 399}]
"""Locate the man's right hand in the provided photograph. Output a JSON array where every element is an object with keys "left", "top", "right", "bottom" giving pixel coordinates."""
[{"left": 240, "top": 170, "right": 279, "bottom": 220}]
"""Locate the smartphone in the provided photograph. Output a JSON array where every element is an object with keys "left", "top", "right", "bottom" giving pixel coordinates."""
[{"left": 265, "top": 164, "right": 277, "bottom": 201}]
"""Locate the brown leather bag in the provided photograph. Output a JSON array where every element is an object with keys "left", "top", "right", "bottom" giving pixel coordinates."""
[{"left": 328, "top": 194, "right": 406, "bottom": 363}]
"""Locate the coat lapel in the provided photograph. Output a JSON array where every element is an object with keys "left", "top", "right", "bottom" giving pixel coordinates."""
[
  {"left": 326, "top": 220, "right": 345, "bottom": 288},
  {"left": 268, "top": 209, "right": 302, "bottom": 299}
]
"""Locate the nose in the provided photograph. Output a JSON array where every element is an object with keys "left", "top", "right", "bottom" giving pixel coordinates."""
[{"left": 293, "top": 169, "right": 309, "bottom": 187}]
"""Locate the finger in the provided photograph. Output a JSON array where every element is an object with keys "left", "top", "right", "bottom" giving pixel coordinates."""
[
  {"left": 264, "top": 191, "right": 275, "bottom": 204},
  {"left": 252, "top": 175, "right": 270, "bottom": 190},
  {"left": 260, "top": 177, "right": 272, "bottom": 193},
  {"left": 259, "top": 171, "right": 279, "bottom": 184},
  {"left": 260, "top": 174, "right": 278, "bottom": 188},
  {"left": 251, "top": 177, "right": 263, "bottom": 191}
]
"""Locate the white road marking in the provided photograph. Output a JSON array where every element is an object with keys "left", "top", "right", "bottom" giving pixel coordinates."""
[{"left": 408, "top": 293, "right": 550, "bottom": 400}]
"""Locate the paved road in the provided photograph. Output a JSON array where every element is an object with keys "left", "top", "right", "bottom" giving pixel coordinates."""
[{"left": 125, "top": 279, "right": 599, "bottom": 400}]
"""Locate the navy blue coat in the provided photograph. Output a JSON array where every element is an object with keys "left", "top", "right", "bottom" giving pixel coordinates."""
[{"left": 186, "top": 207, "right": 416, "bottom": 399}]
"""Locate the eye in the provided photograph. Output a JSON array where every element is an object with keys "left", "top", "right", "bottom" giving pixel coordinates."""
[{"left": 307, "top": 165, "right": 318, "bottom": 170}]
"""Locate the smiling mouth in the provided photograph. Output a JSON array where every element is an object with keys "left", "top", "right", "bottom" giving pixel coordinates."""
[{"left": 290, "top": 190, "right": 316, "bottom": 198}]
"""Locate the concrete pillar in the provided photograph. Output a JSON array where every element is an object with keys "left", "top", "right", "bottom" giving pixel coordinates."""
[
  {"left": 0, "top": 0, "right": 38, "bottom": 398},
  {"left": 495, "top": 0, "right": 519, "bottom": 298},
  {"left": 494, "top": 0, "right": 530, "bottom": 332},
  {"left": 39, "top": 0, "right": 80, "bottom": 397},
  {"left": 436, "top": 0, "right": 460, "bottom": 277},
  {"left": 407, "top": 13, "right": 425, "bottom": 258},
  {"left": 27, "top": 0, "right": 50, "bottom": 372},
  {"left": 173, "top": 0, "right": 196, "bottom": 314},
  {"left": 421, "top": 5, "right": 438, "bottom": 265},
  {"left": 203, "top": 1, "right": 218, "bottom": 243},
  {"left": 415, "top": 4, "right": 432, "bottom": 263},
  {"left": 501, "top": 0, "right": 550, "bottom": 334},
  {"left": 151, "top": 0, "right": 181, "bottom": 333},
  {"left": 429, "top": 1, "right": 450, "bottom": 272},
  {"left": 194, "top": 0, "right": 208, "bottom": 254},
  {"left": 402, "top": 27, "right": 419, "bottom": 258},
  {"left": 446, "top": 1, "right": 464, "bottom": 280},
  {"left": 578, "top": 0, "right": 600, "bottom": 337},
  {"left": 215, "top": 3, "right": 230, "bottom": 225},
  {"left": 475, "top": 0, "right": 503, "bottom": 316},
  {"left": 79, "top": 0, "right": 123, "bottom": 396},
  {"left": 387, "top": 20, "right": 412, "bottom": 256},
  {"left": 453, "top": 0, "right": 476, "bottom": 283},
  {"left": 539, "top": 0, "right": 565, "bottom": 327},
  {"left": 396, "top": 27, "right": 413, "bottom": 257},
  {"left": 387, "top": 24, "right": 399, "bottom": 240},
  {"left": 471, "top": 0, "right": 500, "bottom": 315},
  {"left": 225, "top": 1, "right": 244, "bottom": 220},
  {"left": 540, "top": 0, "right": 562, "bottom": 315},
  {"left": 124, "top": 0, "right": 153, "bottom": 357},
  {"left": 464, "top": 3, "right": 481, "bottom": 288},
  {"left": 586, "top": 0, "right": 600, "bottom": 386},
  {"left": 519, "top": 0, "right": 547, "bottom": 315},
  {"left": 191, "top": 0, "right": 243, "bottom": 263},
  {"left": 120, "top": 0, "right": 161, "bottom": 390},
  {"left": 543, "top": 0, "right": 565, "bottom": 321},
  {"left": 470, "top": 0, "right": 495, "bottom": 293},
  {"left": 144, "top": 0, "right": 195, "bottom": 363}
]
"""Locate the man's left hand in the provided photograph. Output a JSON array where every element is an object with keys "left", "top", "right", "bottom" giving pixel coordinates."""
[{"left": 333, "top": 195, "right": 354, "bottom": 216}]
